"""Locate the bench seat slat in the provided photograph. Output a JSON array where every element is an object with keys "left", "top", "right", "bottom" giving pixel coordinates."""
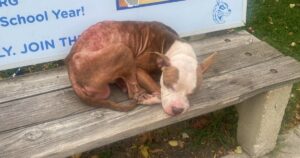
[
  {"left": 0, "top": 31, "right": 259, "bottom": 104},
  {"left": 0, "top": 42, "right": 282, "bottom": 133},
  {"left": 1, "top": 56, "right": 300, "bottom": 158}
]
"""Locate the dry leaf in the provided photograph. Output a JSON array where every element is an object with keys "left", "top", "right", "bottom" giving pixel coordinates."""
[
  {"left": 168, "top": 140, "right": 179, "bottom": 147},
  {"left": 139, "top": 145, "right": 150, "bottom": 158},
  {"left": 290, "top": 4, "right": 296, "bottom": 8},
  {"left": 178, "top": 140, "right": 185, "bottom": 148},
  {"left": 139, "top": 132, "right": 153, "bottom": 144},
  {"left": 150, "top": 149, "right": 164, "bottom": 153},
  {"left": 130, "top": 144, "right": 137, "bottom": 149},
  {"left": 71, "top": 153, "right": 82, "bottom": 158},
  {"left": 289, "top": 32, "right": 294, "bottom": 36},
  {"left": 191, "top": 115, "right": 210, "bottom": 129},
  {"left": 234, "top": 146, "right": 243, "bottom": 154},
  {"left": 291, "top": 42, "right": 296, "bottom": 47},
  {"left": 182, "top": 132, "right": 190, "bottom": 139},
  {"left": 268, "top": 17, "right": 274, "bottom": 25},
  {"left": 248, "top": 27, "right": 255, "bottom": 33},
  {"left": 296, "top": 113, "right": 300, "bottom": 120},
  {"left": 90, "top": 155, "right": 99, "bottom": 158}
]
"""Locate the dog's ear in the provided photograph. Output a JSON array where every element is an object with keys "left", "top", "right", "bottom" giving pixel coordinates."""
[
  {"left": 196, "top": 52, "right": 217, "bottom": 88},
  {"left": 217, "top": 0, "right": 221, "bottom": 4},
  {"left": 162, "top": 66, "right": 179, "bottom": 89},
  {"left": 152, "top": 52, "right": 171, "bottom": 67}
]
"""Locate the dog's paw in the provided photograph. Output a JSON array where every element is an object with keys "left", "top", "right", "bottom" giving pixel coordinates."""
[{"left": 137, "top": 92, "right": 161, "bottom": 105}]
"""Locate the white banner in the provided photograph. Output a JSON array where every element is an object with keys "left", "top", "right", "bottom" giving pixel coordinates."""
[{"left": 0, "top": 0, "right": 247, "bottom": 70}]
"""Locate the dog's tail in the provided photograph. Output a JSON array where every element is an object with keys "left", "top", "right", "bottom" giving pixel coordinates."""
[
  {"left": 67, "top": 68, "right": 137, "bottom": 112},
  {"left": 200, "top": 52, "right": 217, "bottom": 74}
]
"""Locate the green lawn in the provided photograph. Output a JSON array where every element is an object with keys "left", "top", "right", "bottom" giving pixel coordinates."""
[
  {"left": 247, "top": 0, "right": 300, "bottom": 131},
  {"left": 247, "top": 0, "right": 300, "bottom": 60}
]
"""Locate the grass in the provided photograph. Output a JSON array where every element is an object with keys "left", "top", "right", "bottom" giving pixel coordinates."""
[
  {"left": 247, "top": 0, "right": 300, "bottom": 61},
  {"left": 187, "top": 108, "right": 238, "bottom": 149},
  {"left": 246, "top": 0, "right": 300, "bottom": 132}
]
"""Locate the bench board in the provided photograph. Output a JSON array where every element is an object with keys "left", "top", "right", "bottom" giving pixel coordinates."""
[{"left": 0, "top": 31, "right": 300, "bottom": 158}]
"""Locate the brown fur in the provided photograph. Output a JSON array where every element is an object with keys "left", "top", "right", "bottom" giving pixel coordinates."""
[
  {"left": 162, "top": 66, "right": 179, "bottom": 89},
  {"left": 65, "top": 21, "right": 180, "bottom": 111}
]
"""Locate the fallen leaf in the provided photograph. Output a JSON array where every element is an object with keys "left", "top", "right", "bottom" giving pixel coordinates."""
[
  {"left": 182, "top": 132, "right": 190, "bottom": 139},
  {"left": 291, "top": 42, "right": 296, "bottom": 47},
  {"left": 234, "top": 146, "right": 243, "bottom": 154},
  {"left": 71, "top": 153, "right": 82, "bottom": 158},
  {"left": 248, "top": 27, "right": 255, "bottom": 33},
  {"left": 130, "top": 144, "right": 137, "bottom": 149},
  {"left": 296, "top": 113, "right": 300, "bottom": 120},
  {"left": 268, "top": 17, "right": 274, "bottom": 25},
  {"left": 213, "top": 153, "right": 217, "bottom": 158},
  {"left": 191, "top": 115, "right": 210, "bottom": 129},
  {"left": 90, "top": 155, "right": 99, "bottom": 158},
  {"left": 290, "top": 4, "right": 296, "bottom": 8},
  {"left": 168, "top": 140, "right": 179, "bottom": 147},
  {"left": 289, "top": 32, "right": 294, "bottom": 36},
  {"left": 139, "top": 132, "right": 153, "bottom": 144},
  {"left": 139, "top": 145, "right": 150, "bottom": 158},
  {"left": 178, "top": 140, "right": 185, "bottom": 148},
  {"left": 150, "top": 149, "right": 164, "bottom": 153}
]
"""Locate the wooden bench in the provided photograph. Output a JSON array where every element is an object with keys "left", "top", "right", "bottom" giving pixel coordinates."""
[{"left": 1, "top": 30, "right": 300, "bottom": 158}]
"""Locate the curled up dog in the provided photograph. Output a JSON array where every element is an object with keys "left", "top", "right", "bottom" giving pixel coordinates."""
[{"left": 65, "top": 21, "right": 216, "bottom": 116}]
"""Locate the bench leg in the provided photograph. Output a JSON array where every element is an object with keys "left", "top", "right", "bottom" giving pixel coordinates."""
[{"left": 236, "top": 84, "right": 293, "bottom": 157}]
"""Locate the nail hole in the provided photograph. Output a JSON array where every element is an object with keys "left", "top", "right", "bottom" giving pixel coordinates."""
[
  {"left": 224, "top": 39, "right": 231, "bottom": 42},
  {"left": 270, "top": 69, "right": 278, "bottom": 73},
  {"left": 25, "top": 129, "right": 44, "bottom": 141},
  {"left": 91, "top": 111, "right": 104, "bottom": 118},
  {"left": 245, "top": 52, "right": 252, "bottom": 56}
]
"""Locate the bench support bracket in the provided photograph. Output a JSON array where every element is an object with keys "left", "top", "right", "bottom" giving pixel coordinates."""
[{"left": 236, "top": 84, "right": 293, "bottom": 157}]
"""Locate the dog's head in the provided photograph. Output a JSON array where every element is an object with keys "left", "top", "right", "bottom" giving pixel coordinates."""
[{"left": 156, "top": 41, "right": 216, "bottom": 116}]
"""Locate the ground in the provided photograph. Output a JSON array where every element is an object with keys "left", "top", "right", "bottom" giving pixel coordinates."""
[{"left": 0, "top": 0, "right": 299, "bottom": 158}]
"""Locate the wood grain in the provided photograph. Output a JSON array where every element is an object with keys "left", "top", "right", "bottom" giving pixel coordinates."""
[
  {"left": 0, "top": 42, "right": 282, "bottom": 132},
  {"left": 1, "top": 56, "right": 300, "bottom": 158}
]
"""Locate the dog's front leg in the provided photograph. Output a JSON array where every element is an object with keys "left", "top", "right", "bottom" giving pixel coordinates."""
[{"left": 136, "top": 68, "right": 161, "bottom": 105}]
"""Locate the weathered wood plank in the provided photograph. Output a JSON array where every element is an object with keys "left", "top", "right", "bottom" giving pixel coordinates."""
[
  {"left": 0, "top": 31, "right": 259, "bottom": 104},
  {"left": 1, "top": 56, "right": 300, "bottom": 158},
  {"left": 0, "top": 42, "right": 282, "bottom": 132},
  {"left": 0, "top": 67, "right": 69, "bottom": 104},
  {"left": 190, "top": 30, "right": 260, "bottom": 56}
]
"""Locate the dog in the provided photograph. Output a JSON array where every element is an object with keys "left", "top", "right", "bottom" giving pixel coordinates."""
[{"left": 65, "top": 21, "right": 215, "bottom": 116}]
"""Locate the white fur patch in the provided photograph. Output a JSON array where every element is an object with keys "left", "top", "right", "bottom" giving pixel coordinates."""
[{"left": 160, "top": 40, "right": 199, "bottom": 115}]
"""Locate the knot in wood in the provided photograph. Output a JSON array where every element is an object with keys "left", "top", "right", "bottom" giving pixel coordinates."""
[
  {"left": 91, "top": 111, "right": 104, "bottom": 118},
  {"left": 224, "top": 38, "right": 231, "bottom": 42},
  {"left": 244, "top": 52, "right": 252, "bottom": 56},
  {"left": 24, "top": 129, "right": 43, "bottom": 141},
  {"left": 270, "top": 69, "right": 278, "bottom": 73}
]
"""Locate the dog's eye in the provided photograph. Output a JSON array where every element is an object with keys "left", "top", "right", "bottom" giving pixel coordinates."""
[{"left": 220, "top": 6, "right": 225, "bottom": 10}]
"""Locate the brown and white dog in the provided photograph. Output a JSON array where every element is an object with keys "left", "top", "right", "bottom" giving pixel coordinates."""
[{"left": 65, "top": 21, "right": 215, "bottom": 116}]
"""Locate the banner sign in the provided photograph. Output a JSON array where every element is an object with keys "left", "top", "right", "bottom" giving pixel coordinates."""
[{"left": 0, "top": 0, "right": 247, "bottom": 70}]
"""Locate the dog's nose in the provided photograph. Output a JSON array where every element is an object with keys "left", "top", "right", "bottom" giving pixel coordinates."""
[{"left": 171, "top": 106, "right": 184, "bottom": 115}]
